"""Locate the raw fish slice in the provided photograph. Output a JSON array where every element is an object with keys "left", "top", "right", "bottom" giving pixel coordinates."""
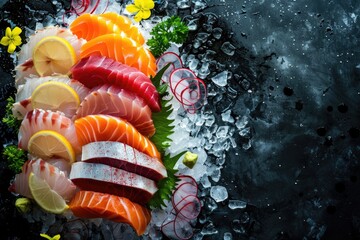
[
  {"left": 80, "top": 33, "right": 156, "bottom": 77},
  {"left": 70, "top": 13, "right": 122, "bottom": 41},
  {"left": 100, "top": 12, "right": 145, "bottom": 45},
  {"left": 8, "top": 158, "right": 77, "bottom": 201},
  {"left": 69, "top": 190, "right": 151, "bottom": 236},
  {"left": 75, "top": 114, "right": 161, "bottom": 159},
  {"left": 18, "top": 109, "right": 80, "bottom": 153},
  {"left": 74, "top": 84, "right": 155, "bottom": 137},
  {"left": 70, "top": 162, "right": 157, "bottom": 204},
  {"left": 71, "top": 55, "right": 160, "bottom": 112},
  {"left": 16, "top": 26, "right": 86, "bottom": 86},
  {"left": 16, "top": 75, "right": 89, "bottom": 102},
  {"left": 13, "top": 75, "right": 90, "bottom": 120},
  {"left": 81, "top": 141, "right": 167, "bottom": 181}
]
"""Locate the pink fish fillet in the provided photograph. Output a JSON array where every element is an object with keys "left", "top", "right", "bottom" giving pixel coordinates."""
[
  {"left": 71, "top": 55, "right": 161, "bottom": 112},
  {"left": 8, "top": 158, "right": 77, "bottom": 201},
  {"left": 74, "top": 84, "right": 155, "bottom": 137},
  {"left": 70, "top": 162, "right": 158, "bottom": 204},
  {"left": 81, "top": 141, "right": 167, "bottom": 181}
]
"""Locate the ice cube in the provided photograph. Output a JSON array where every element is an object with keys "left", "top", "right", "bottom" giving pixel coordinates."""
[
  {"left": 201, "top": 222, "right": 218, "bottom": 235},
  {"left": 221, "top": 110, "right": 235, "bottom": 123},
  {"left": 210, "top": 185, "right": 228, "bottom": 202},
  {"left": 221, "top": 42, "right": 236, "bottom": 56},
  {"left": 211, "top": 71, "right": 228, "bottom": 87},
  {"left": 224, "top": 232, "right": 233, "bottom": 240},
  {"left": 228, "top": 200, "right": 247, "bottom": 209},
  {"left": 235, "top": 116, "right": 249, "bottom": 130},
  {"left": 212, "top": 27, "right": 223, "bottom": 39},
  {"left": 216, "top": 126, "right": 229, "bottom": 138}
]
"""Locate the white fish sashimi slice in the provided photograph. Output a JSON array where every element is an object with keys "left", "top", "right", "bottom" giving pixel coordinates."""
[
  {"left": 81, "top": 141, "right": 167, "bottom": 181},
  {"left": 15, "top": 26, "right": 86, "bottom": 86},
  {"left": 8, "top": 159, "right": 77, "bottom": 201},
  {"left": 18, "top": 109, "right": 80, "bottom": 154},
  {"left": 13, "top": 75, "right": 90, "bottom": 120}
]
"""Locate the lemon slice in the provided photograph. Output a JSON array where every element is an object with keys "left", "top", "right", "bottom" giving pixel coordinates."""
[
  {"left": 28, "top": 130, "right": 76, "bottom": 163},
  {"left": 33, "top": 36, "right": 76, "bottom": 76},
  {"left": 31, "top": 81, "right": 80, "bottom": 117},
  {"left": 28, "top": 172, "right": 69, "bottom": 214}
]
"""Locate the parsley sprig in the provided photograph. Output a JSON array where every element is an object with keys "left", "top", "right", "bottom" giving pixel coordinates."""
[
  {"left": 3, "top": 145, "right": 27, "bottom": 173},
  {"left": 147, "top": 16, "right": 189, "bottom": 57},
  {"left": 2, "top": 96, "right": 21, "bottom": 131}
]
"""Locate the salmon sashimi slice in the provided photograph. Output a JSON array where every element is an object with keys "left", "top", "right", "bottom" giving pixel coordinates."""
[
  {"left": 13, "top": 75, "right": 90, "bottom": 119},
  {"left": 69, "top": 190, "right": 151, "bottom": 236},
  {"left": 73, "top": 84, "right": 155, "bottom": 137},
  {"left": 100, "top": 12, "right": 145, "bottom": 45},
  {"left": 79, "top": 33, "right": 157, "bottom": 77},
  {"left": 70, "top": 162, "right": 158, "bottom": 204},
  {"left": 75, "top": 114, "right": 161, "bottom": 160},
  {"left": 81, "top": 141, "right": 167, "bottom": 181},
  {"left": 70, "top": 13, "right": 122, "bottom": 41},
  {"left": 18, "top": 109, "right": 80, "bottom": 153},
  {"left": 71, "top": 55, "right": 160, "bottom": 112},
  {"left": 8, "top": 158, "right": 77, "bottom": 201}
]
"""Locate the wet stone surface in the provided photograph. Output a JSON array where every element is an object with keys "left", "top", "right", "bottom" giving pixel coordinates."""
[{"left": 0, "top": 0, "right": 360, "bottom": 239}]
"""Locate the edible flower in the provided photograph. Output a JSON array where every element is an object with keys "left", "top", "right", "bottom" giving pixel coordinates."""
[
  {"left": 126, "top": 0, "right": 155, "bottom": 22},
  {"left": 40, "top": 233, "right": 61, "bottom": 240},
  {"left": 0, "top": 26, "right": 22, "bottom": 53}
]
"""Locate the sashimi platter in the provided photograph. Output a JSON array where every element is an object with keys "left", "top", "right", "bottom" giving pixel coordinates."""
[{"left": 1, "top": 0, "right": 213, "bottom": 239}]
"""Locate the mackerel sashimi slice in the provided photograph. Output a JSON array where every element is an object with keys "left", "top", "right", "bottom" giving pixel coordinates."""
[
  {"left": 18, "top": 109, "right": 80, "bottom": 153},
  {"left": 71, "top": 55, "right": 160, "bottom": 112},
  {"left": 74, "top": 84, "right": 155, "bottom": 137},
  {"left": 81, "top": 141, "right": 167, "bottom": 181},
  {"left": 79, "top": 33, "right": 157, "bottom": 77},
  {"left": 69, "top": 190, "right": 151, "bottom": 236},
  {"left": 9, "top": 158, "right": 77, "bottom": 201},
  {"left": 75, "top": 114, "right": 161, "bottom": 159},
  {"left": 70, "top": 162, "right": 158, "bottom": 204}
]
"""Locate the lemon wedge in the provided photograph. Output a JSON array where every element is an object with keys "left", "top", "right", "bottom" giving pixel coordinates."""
[
  {"left": 28, "top": 172, "right": 69, "bottom": 214},
  {"left": 31, "top": 81, "right": 80, "bottom": 117},
  {"left": 28, "top": 130, "right": 76, "bottom": 163},
  {"left": 33, "top": 36, "right": 76, "bottom": 76}
]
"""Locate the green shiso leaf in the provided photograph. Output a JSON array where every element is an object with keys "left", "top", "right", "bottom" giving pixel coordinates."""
[{"left": 148, "top": 67, "right": 186, "bottom": 209}]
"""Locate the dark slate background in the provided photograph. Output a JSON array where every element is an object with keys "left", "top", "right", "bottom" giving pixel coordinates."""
[{"left": 0, "top": 0, "right": 359, "bottom": 239}]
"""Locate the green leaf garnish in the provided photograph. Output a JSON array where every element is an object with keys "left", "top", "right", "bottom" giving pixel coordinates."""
[
  {"left": 2, "top": 96, "right": 21, "bottom": 131},
  {"left": 3, "top": 145, "right": 27, "bottom": 173},
  {"left": 147, "top": 16, "right": 189, "bottom": 57}
]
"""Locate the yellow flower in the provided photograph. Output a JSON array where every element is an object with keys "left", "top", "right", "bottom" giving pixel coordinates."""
[
  {"left": 126, "top": 0, "right": 155, "bottom": 22},
  {"left": 40, "top": 233, "right": 61, "bottom": 240},
  {"left": 0, "top": 26, "right": 22, "bottom": 53}
]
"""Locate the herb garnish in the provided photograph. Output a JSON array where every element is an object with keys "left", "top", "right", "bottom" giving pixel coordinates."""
[
  {"left": 2, "top": 96, "right": 21, "bottom": 131},
  {"left": 147, "top": 16, "right": 189, "bottom": 57},
  {"left": 3, "top": 145, "right": 26, "bottom": 173}
]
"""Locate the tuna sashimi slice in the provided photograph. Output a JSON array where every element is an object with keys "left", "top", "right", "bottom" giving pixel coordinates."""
[
  {"left": 69, "top": 190, "right": 151, "bottom": 236},
  {"left": 75, "top": 114, "right": 161, "bottom": 160},
  {"left": 8, "top": 159, "right": 77, "bottom": 201},
  {"left": 73, "top": 84, "right": 155, "bottom": 137},
  {"left": 70, "top": 162, "right": 158, "bottom": 204},
  {"left": 79, "top": 33, "right": 156, "bottom": 78},
  {"left": 71, "top": 55, "right": 160, "bottom": 112},
  {"left": 81, "top": 141, "right": 167, "bottom": 181},
  {"left": 18, "top": 109, "right": 80, "bottom": 154}
]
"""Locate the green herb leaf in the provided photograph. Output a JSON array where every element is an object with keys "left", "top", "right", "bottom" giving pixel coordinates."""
[
  {"left": 147, "top": 16, "right": 189, "bottom": 57},
  {"left": 147, "top": 151, "right": 185, "bottom": 209},
  {"left": 3, "top": 145, "right": 27, "bottom": 173},
  {"left": 2, "top": 96, "right": 21, "bottom": 131},
  {"left": 150, "top": 63, "right": 171, "bottom": 93}
]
